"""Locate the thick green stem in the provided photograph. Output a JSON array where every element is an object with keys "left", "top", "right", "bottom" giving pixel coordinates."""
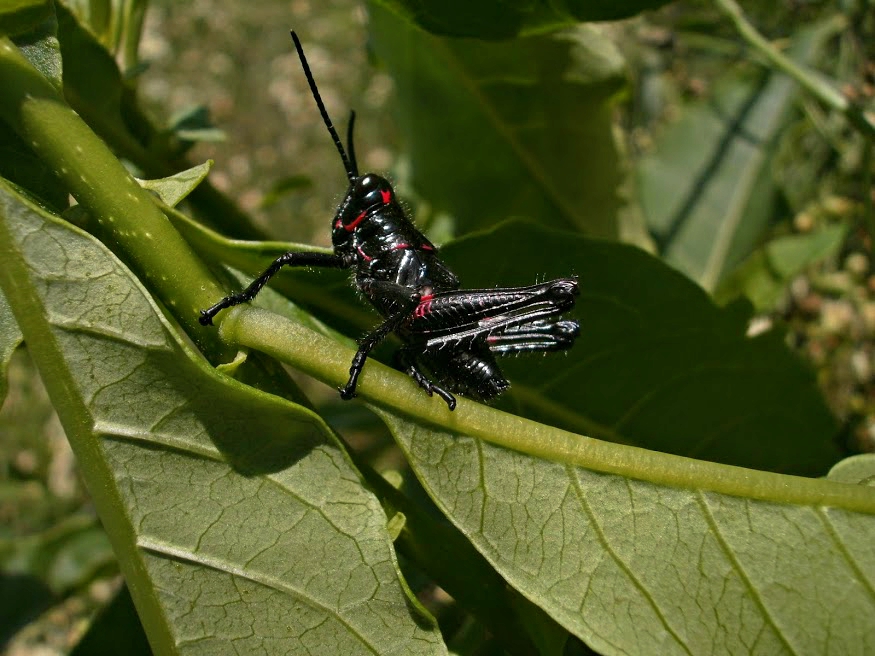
[
  {"left": 225, "top": 306, "right": 875, "bottom": 514},
  {"left": 0, "top": 38, "right": 231, "bottom": 359}
]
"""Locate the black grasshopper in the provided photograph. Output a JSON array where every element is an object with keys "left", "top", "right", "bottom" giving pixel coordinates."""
[{"left": 200, "top": 31, "right": 580, "bottom": 410}]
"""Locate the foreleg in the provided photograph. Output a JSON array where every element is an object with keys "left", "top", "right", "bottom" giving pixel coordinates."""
[{"left": 199, "top": 251, "right": 350, "bottom": 325}]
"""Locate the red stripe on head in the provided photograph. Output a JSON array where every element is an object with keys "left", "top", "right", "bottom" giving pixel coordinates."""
[{"left": 380, "top": 189, "right": 392, "bottom": 204}]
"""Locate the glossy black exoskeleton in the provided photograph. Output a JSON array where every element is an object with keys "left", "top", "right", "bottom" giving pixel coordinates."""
[{"left": 199, "top": 31, "right": 580, "bottom": 410}]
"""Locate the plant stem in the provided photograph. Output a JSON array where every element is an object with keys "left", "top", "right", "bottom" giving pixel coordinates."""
[
  {"left": 713, "top": 0, "right": 875, "bottom": 140},
  {"left": 0, "top": 38, "right": 231, "bottom": 360},
  {"left": 228, "top": 306, "right": 875, "bottom": 514}
]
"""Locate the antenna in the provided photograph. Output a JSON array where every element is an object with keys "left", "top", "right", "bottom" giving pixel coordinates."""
[
  {"left": 346, "top": 110, "right": 359, "bottom": 177},
  {"left": 290, "top": 31, "right": 358, "bottom": 181}
]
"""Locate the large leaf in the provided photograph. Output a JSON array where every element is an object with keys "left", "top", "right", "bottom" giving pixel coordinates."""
[
  {"left": 0, "top": 285, "right": 23, "bottom": 405},
  {"left": 377, "top": 410, "right": 875, "bottom": 656},
  {"left": 370, "top": 0, "right": 671, "bottom": 39},
  {"left": 368, "top": 4, "right": 640, "bottom": 242},
  {"left": 714, "top": 223, "right": 847, "bottom": 310},
  {"left": 0, "top": 181, "right": 446, "bottom": 655},
  {"left": 637, "top": 19, "right": 842, "bottom": 291},
  {"left": 437, "top": 221, "right": 839, "bottom": 475}
]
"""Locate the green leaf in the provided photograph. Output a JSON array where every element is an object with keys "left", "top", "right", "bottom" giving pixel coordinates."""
[
  {"left": 369, "top": 4, "right": 636, "bottom": 241},
  {"left": 637, "top": 19, "right": 842, "bottom": 291},
  {"left": 62, "top": 0, "right": 111, "bottom": 42},
  {"left": 62, "top": 0, "right": 148, "bottom": 69},
  {"left": 198, "top": 223, "right": 859, "bottom": 648},
  {"left": 136, "top": 161, "right": 213, "bottom": 208},
  {"left": 12, "top": 9, "right": 62, "bottom": 89},
  {"left": 714, "top": 224, "right": 847, "bottom": 310},
  {"left": 369, "top": 0, "right": 671, "bottom": 39},
  {"left": 439, "top": 221, "right": 839, "bottom": 475},
  {"left": 0, "top": 0, "right": 52, "bottom": 37},
  {"left": 376, "top": 409, "right": 875, "bottom": 655},
  {"left": 0, "top": 513, "right": 114, "bottom": 595},
  {"left": 168, "top": 105, "right": 226, "bottom": 144},
  {"left": 55, "top": 2, "right": 128, "bottom": 143},
  {"left": 0, "top": 284, "right": 23, "bottom": 405},
  {"left": 829, "top": 454, "right": 875, "bottom": 486},
  {"left": 194, "top": 270, "right": 873, "bottom": 654},
  {"left": 0, "top": 181, "right": 446, "bottom": 655}
]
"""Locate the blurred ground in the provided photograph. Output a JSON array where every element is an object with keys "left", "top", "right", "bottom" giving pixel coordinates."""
[{"left": 139, "top": 0, "right": 395, "bottom": 245}]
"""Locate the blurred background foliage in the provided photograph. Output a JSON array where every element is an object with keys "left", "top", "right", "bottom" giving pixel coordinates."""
[{"left": 1, "top": 0, "right": 873, "bottom": 653}]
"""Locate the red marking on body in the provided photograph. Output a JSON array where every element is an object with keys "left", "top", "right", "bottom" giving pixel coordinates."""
[
  {"left": 391, "top": 243, "right": 410, "bottom": 251},
  {"left": 344, "top": 210, "right": 367, "bottom": 232},
  {"left": 334, "top": 218, "right": 343, "bottom": 229},
  {"left": 356, "top": 246, "right": 373, "bottom": 262},
  {"left": 420, "top": 243, "right": 434, "bottom": 251},
  {"left": 414, "top": 294, "right": 434, "bottom": 318},
  {"left": 380, "top": 189, "right": 392, "bottom": 204}
]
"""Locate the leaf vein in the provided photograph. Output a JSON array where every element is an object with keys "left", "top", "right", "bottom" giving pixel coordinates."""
[
  {"left": 567, "top": 467, "right": 693, "bottom": 654},
  {"left": 138, "top": 537, "right": 383, "bottom": 655},
  {"left": 695, "top": 492, "right": 798, "bottom": 655}
]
